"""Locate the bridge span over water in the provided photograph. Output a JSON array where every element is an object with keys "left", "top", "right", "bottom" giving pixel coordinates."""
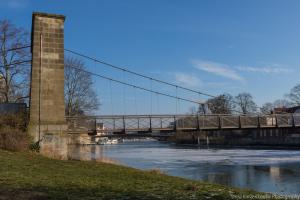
[
  {"left": 66, "top": 113, "right": 300, "bottom": 134},
  {"left": 24, "top": 12, "right": 300, "bottom": 159}
]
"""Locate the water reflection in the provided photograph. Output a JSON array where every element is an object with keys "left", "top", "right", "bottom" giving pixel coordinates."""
[
  {"left": 68, "top": 140, "right": 300, "bottom": 195},
  {"left": 68, "top": 144, "right": 119, "bottom": 164}
]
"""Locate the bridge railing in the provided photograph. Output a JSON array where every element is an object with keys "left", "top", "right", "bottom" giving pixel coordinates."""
[
  {"left": 294, "top": 114, "right": 300, "bottom": 126},
  {"left": 65, "top": 113, "right": 300, "bottom": 133},
  {"left": 198, "top": 115, "right": 219, "bottom": 129},
  {"left": 220, "top": 116, "right": 239, "bottom": 129},
  {"left": 240, "top": 115, "right": 258, "bottom": 128}
]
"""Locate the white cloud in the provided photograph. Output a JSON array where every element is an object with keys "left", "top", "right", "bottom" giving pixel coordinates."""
[
  {"left": 174, "top": 72, "right": 201, "bottom": 87},
  {"left": 192, "top": 60, "right": 292, "bottom": 82},
  {"left": 205, "top": 82, "right": 242, "bottom": 90},
  {"left": 193, "top": 60, "right": 244, "bottom": 81},
  {"left": 235, "top": 66, "right": 292, "bottom": 74}
]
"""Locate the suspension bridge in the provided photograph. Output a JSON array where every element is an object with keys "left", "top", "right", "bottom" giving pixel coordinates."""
[
  {"left": 61, "top": 49, "right": 299, "bottom": 135},
  {"left": 3, "top": 12, "right": 300, "bottom": 159},
  {"left": 66, "top": 114, "right": 300, "bottom": 135},
  {"left": 3, "top": 12, "right": 299, "bottom": 142}
]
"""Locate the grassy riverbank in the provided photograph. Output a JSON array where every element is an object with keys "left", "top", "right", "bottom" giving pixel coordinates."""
[{"left": 0, "top": 150, "right": 284, "bottom": 200}]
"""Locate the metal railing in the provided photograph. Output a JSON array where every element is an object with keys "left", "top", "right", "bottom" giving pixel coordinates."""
[{"left": 66, "top": 113, "right": 300, "bottom": 134}]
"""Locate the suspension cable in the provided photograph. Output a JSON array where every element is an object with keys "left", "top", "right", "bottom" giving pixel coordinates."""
[
  {"left": 134, "top": 86, "right": 138, "bottom": 115},
  {"left": 0, "top": 45, "right": 264, "bottom": 114},
  {"left": 198, "top": 93, "right": 203, "bottom": 114},
  {"left": 65, "top": 65, "right": 202, "bottom": 105},
  {"left": 64, "top": 48, "right": 215, "bottom": 98},
  {"left": 0, "top": 58, "right": 241, "bottom": 114},
  {"left": 122, "top": 70, "right": 126, "bottom": 115},
  {"left": 175, "top": 86, "right": 178, "bottom": 115},
  {"left": 150, "top": 79, "right": 153, "bottom": 115},
  {"left": 109, "top": 79, "right": 114, "bottom": 115},
  {"left": 156, "top": 92, "right": 159, "bottom": 114},
  {"left": 64, "top": 48, "right": 263, "bottom": 111},
  {"left": 178, "top": 97, "right": 181, "bottom": 115}
]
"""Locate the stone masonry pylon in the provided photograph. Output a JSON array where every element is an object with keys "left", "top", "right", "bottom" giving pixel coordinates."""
[{"left": 29, "top": 12, "right": 67, "bottom": 142}]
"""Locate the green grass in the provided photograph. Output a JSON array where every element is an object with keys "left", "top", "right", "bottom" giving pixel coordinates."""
[{"left": 0, "top": 150, "right": 284, "bottom": 200}]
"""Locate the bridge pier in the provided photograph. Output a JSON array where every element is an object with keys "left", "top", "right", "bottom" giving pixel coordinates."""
[{"left": 28, "top": 12, "right": 68, "bottom": 159}]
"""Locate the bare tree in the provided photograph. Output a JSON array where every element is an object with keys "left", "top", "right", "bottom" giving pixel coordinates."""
[
  {"left": 273, "top": 99, "right": 292, "bottom": 108},
  {"left": 287, "top": 84, "right": 300, "bottom": 106},
  {"left": 206, "top": 93, "right": 235, "bottom": 114},
  {"left": 64, "top": 57, "right": 100, "bottom": 116},
  {"left": 0, "top": 20, "right": 30, "bottom": 103},
  {"left": 235, "top": 93, "right": 257, "bottom": 114},
  {"left": 198, "top": 103, "right": 210, "bottom": 114},
  {"left": 261, "top": 102, "right": 274, "bottom": 114}
]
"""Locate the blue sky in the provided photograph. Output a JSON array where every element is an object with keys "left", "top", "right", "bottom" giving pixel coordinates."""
[{"left": 1, "top": 0, "right": 300, "bottom": 114}]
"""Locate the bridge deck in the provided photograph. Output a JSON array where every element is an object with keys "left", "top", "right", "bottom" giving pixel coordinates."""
[{"left": 66, "top": 114, "right": 300, "bottom": 134}]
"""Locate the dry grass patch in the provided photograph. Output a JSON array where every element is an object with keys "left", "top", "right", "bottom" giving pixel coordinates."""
[{"left": 0, "top": 113, "right": 29, "bottom": 151}]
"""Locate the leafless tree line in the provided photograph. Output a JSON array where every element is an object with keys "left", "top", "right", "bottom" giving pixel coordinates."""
[
  {"left": 196, "top": 93, "right": 257, "bottom": 115},
  {"left": 193, "top": 85, "right": 300, "bottom": 115}
]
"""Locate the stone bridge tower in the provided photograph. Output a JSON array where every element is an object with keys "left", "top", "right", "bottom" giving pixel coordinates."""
[{"left": 29, "top": 13, "right": 67, "bottom": 144}]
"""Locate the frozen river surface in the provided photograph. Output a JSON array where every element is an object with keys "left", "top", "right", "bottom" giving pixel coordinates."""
[{"left": 76, "top": 140, "right": 300, "bottom": 195}]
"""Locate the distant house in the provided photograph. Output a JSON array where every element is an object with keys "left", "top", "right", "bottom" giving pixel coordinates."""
[
  {"left": 274, "top": 106, "right": 300, "bottom": 114},
  {"left": 96, "top": 122, "right": 107, "bottom": 135},
  {"left": 261, "top": 106, "right": 300, "bottom": 126},
  {"left": 272, "top": 106, "right": 300, "bottom": 126}
]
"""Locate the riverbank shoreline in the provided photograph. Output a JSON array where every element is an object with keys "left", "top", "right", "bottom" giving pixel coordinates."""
[{"left": 0, "top": 149, "right": 288, "bottom": 200}]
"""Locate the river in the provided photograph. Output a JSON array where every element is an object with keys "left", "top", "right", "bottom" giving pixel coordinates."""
[{"left": 71, "top": 140, "right": 300, "bottom": 195}]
